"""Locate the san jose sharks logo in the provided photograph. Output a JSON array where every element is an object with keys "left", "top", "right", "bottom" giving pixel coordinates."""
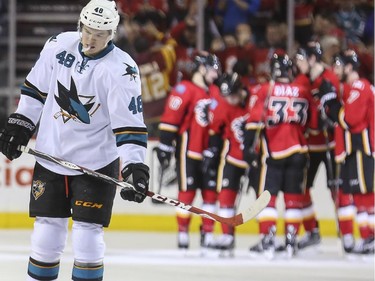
[
  {"left": 54, "top": 77, "right": 100, "bottom": 124},
  {"left": 123, "top": 63, "right": 138, "bottom": 81},
  {"left": 75, "top": 57, "right": 90, "bottom": 74}
]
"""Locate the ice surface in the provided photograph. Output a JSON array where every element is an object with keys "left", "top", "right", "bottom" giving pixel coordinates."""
[{"left": 0, "top": 230, "right": 373, "bottom": 281}]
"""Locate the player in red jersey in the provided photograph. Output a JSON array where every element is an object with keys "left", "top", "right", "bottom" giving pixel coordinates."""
[
  {"left": 244, "top": 53, "right": 319, "bottom": 258},
  {"left": 156, "top": 52, "right": 221, "bottom": 252},
  {"left": 202, "top": 72, "right": 255, "bottom": 255},
  {"left": 318, "top": 50, "right": 374, "bottom": 254},
  {"left": 293, "top": 43, "right": 355, "bottom": 252}
]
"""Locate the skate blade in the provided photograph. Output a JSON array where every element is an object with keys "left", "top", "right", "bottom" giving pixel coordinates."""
[
  {"left": 219, "top": 248, "right": 235, "bottom": 258},
  {"left": 264, "top": 248, "right": 275, "bottom": 260},
  {"left": 200, "top": 247, "right": 219, "bottom": 258}
]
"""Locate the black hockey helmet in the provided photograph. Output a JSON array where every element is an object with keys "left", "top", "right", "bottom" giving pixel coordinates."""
[
  {"left": 305, "top": 41, "right": 323, "bottom": 61},
  {"left": 270, "top": 53, "right": 292, "bottom": 79},
  {"left": 295, "top": 47, "right": 308, "bottom": 61},
  {"left": 342, "top": 49, "right": 360, "bottom": 71},
  {"left": 332, "top": 54, "right": 344, "bottom": 66},
  {"left": 217, "top": 72, "right": 242, "bottom": 97},
  {"left": 192, "top": 52, "right": 221, "bottom": 73}
]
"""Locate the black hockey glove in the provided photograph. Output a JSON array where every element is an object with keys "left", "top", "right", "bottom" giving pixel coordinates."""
[
  {"left": 243, "top": 149, "right": 259, "bottom": 168},
  {"left": 120, "top": 163, "right": 150, "bottom": 203},
  {"left": 315, "top": 79, "right": 338, "bottom": 108},
  {"left": 202, "top": 147, "right": 220, "bottom": 176},
  {"left": 156, "top": 144, "right": 174, "bottom": 169},
  {"left": 243, "top": 129, "right": 259, "bottom": 167},
  {"left": 0, "top": 113, "right": 36, "bottom": 161},
  {"left": 315, "top": 80, "right": 341, "bottom": 123}
]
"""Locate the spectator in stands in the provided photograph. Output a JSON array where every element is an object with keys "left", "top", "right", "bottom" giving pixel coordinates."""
[
  {"left": 214, "top": 0, "right": 261, "bottom": 35},
  {"left": 312, "top": 11, "right": 346, "bottom": 47},
  {"left": 252, "top": 21, "right": 287, "bottom": 83},
  {"left": 320, "top": 35, "right": 341, "bottom": 65},
  {"left": 333, "top": 0, "right": 367, "bottom": 45},
  {"left": 131, "top": 9, "right": 177, "bottom": 137}
]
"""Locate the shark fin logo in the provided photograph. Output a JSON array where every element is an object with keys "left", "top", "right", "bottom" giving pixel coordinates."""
[
  {"left": 122, "top": 63, "right": 138, "bottom": 81},
  {"left": 32, "top": 180, "right": 45, "bottom": 200},
  {"left": 54, "top": 77, "right": 100, "bottom": 124}
]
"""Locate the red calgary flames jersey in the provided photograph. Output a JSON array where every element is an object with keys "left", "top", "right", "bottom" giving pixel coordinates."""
[
  {"left": 246, "top": 81, "right": 318, "bottom": 159},
  {"left": 295, "top": 69, "right": 340, "bottom": 151},
  {"left": 159, "top": 80, "right": 220, "bottom": 158},
  {"left": 335, "top": 78, "right": 374, "bottom": 161},
  {"left": 210, "top": 92, "right": 250, "bottom": 167}
]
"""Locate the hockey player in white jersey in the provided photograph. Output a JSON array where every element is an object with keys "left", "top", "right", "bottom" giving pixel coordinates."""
[{"left": 0, "top": 1, "right": 149, "bottom": 280}]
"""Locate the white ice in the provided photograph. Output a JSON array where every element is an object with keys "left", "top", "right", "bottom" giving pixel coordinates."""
[{"left": 0, "top": 230, "right": 373, "bottom": 281}]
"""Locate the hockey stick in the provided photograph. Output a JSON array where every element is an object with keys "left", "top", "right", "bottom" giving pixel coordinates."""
[
  {"left": 18, "top": 145, "right": 271, "bottom": 227},
  {"left": 320, "top": 109, "right": 344, "bottom": 255},
  {"left": 243, "top": 79, "right": 275, "bottom": 187},
  {"left": 249, "top": 79, "right": 275, "bottom": 157},
  {"left": 151, "top": 147, "right": 165, "bottom": 204}
]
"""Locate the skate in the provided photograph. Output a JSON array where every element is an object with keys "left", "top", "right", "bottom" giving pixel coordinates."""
[
  {"left": 200, "top": 226, "right": 216, "bottom": 257},
  {"left": 249, "top": 226, "right": 276, "bottom": 259},
  {"left": 297, "top": 228, "right": 321, "bottom": 250},
  {"left": 342, "top": 234, "right": 355, "bottom": 254},
  {"left": 349, "top": 237, "right": 375, "bottom": 255},
  {"left": 285, "top": 225, "right": 297, "bottom": 258},
  {"left": 178, "top": 231, "right": 189, "bottom": 250},
  {"left": 215, "top": 234, "right": 235, "bottom": 257},
  {"left": 249, "top": 240, "right": 263, "bottom": 253},
  {"left": 363, "top": 237, "right": 375, "bottom": 254}
]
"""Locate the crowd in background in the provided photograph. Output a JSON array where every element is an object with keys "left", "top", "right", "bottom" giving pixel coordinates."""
[{"left": 111, "top": 0, "right": 374, "bottom": 136}]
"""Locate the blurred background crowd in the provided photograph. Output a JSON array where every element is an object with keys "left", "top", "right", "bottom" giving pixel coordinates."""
[
  {"left": 110, "top": 0, "right": 374, "bottom": 136},
  {"left": 0, "top": 0, "right": 373, "bottom": 133}
]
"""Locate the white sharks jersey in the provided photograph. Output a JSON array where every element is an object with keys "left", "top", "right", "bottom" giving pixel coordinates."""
[{"left": 15, "top": 31, "right": 148, "bottom": 175}]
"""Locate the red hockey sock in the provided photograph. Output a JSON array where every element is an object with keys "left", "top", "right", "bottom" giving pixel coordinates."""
[
  {"left": 353, "top": 193, "right": 371, "bottom": 239},
  {"left": 218, "top": 189, "right": 237, "bottom": 235},
  {"left": 259, "top": 195, "right": 277, "bottom": 235},
  {"left": 301, "top": 190, "right": 318, "bottom": 231},
  {"left": 176, "top": 190, "right": 196, "bottom": 232},
  {"left": 284, "top": 193, "right": 303, "bottom": 235},
  {"left": 201, "top": 189, "right": 218, "bottom": 233},
  {"left": 337, "top": 190, "right": 354, "bottom": 236}
]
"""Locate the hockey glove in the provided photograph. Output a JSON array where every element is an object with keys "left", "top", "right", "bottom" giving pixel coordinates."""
[
  {"left": 156, "top": 144, "right": 174, "bottom": 169},
  {"left": 315, "top": 79, "right": 338, "bottom": 108},
  {"left": 0, "top": 113, "right": 36, "bottom": 160},
  {"left": 243, "top": 149, "right": 259, "bottom": 168},
  {"left": 202, "top": 147, "right": 220, "bottom": 176},
  {"left": 243, "top": 129, "right": 260, "bottom": 167},
  {"left": 120, "top": 163, "right": 150, "bottom": 203},
  {"left": 315, "top": 80, "right": 341, "bottom": 123}
]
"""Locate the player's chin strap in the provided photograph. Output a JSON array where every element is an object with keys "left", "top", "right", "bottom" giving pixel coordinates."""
[{"left": 18, "top": 145, "right": 271, "bottom": 227}]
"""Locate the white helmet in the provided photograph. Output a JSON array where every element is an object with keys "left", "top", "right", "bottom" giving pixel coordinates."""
[{"left": 79, "top": 0, "right": 120, "bottom": 36}]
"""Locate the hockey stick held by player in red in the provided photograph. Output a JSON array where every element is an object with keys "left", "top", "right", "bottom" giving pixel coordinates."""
[{"left": 18, "top": 145, "right": 271, "bottom": 227}]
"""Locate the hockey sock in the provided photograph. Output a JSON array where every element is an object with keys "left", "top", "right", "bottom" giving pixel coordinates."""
[
  {"left": 28, "top": 217, "right": 68, "bottom": 281},
  {"left": 218, "top": 189, "right": 237, "bottom": 235},
  {"left": 337, "top": 190, "right": 355, "bottom": 236},
  {"left": 353, "top": 193, "right": 372, "bottom": 239},
  {"left": 301, "top": 190, "right": 318, "bottom": 232},
  {"left": 258, "top": 195, "right": 277, "bottom": 234},
  {"left": 28, "top": 257, "right": 59, "bottom": 281},
  {"left": 284, "top": 193, "right": 303, "bottom": 234},
  {"left": 201, "top": 189, "right": 218, "bottom": 233},
  {"left": 364, "top": 192, "right": 374, "bottom": 236},
  {"left": 72, "top": 221, "right": 105, "bottom": 280},
  {"left": 218, "top": 207, "right": 235, "bottom": 235},
  {"left": 176, "top": 190, "right": 195, "bottom": 232},
  {"left": 72, "top": 261, "right": 104, "bottom": 281}
]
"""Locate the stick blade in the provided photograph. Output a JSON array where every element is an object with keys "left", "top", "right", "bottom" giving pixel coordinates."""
[{"left": 239, "top": 190, "right": 271, "bottom": 224}]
